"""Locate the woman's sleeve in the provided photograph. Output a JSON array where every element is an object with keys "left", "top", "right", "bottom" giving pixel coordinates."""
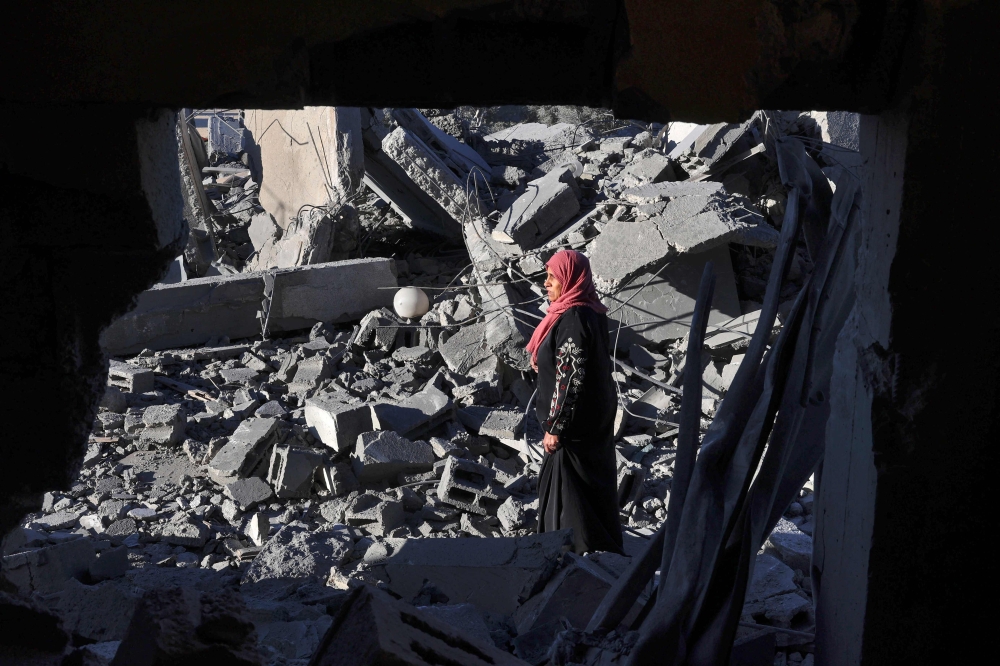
[{"left": 544, "top": 311, "right": 589, "bottom": 435}]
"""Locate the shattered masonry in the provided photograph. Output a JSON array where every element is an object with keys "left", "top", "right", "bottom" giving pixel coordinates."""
[{"left": 2, "top": 107, "right": 849, "bottom": 665}]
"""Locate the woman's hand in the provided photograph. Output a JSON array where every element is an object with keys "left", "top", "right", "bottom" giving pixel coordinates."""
[
  {"left": 543, "top": 431, "right": 560, "bottom": 454},
  {"left": 531, "top": 357, "right": 538, "bottom": 372}
]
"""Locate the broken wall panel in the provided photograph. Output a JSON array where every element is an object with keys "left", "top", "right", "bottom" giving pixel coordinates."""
[
  {"left": 100, "top": 258, "right": 397, "bottom": 355},
  {"left": 244, "top": 107, "right": 364, "bottom": 229}
]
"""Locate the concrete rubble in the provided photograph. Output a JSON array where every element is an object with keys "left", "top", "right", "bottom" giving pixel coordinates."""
[{"left": 2, "top": 106, "right": 839, "bottom": 665}]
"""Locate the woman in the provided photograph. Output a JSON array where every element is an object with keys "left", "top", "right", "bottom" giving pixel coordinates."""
[{"left": 527, "top": 249, "right": 624, "bottom": 555}]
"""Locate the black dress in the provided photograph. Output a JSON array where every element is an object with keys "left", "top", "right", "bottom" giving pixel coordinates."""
[{"left": 535, "top": 306, "right": 624, "bottom": 555}]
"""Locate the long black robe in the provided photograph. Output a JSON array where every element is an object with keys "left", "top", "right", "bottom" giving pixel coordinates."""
[{"left": 535, "top": 306, "right": 624, "bottom": 555}]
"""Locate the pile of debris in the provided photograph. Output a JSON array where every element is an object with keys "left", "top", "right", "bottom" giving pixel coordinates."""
[{"left": 1, "top": 106, "right": 856, "bottom": 666}]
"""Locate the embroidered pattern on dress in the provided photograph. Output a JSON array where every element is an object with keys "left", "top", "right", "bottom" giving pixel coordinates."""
[{"left": 547, "top": 337, "right": 586, "bottom": 434}]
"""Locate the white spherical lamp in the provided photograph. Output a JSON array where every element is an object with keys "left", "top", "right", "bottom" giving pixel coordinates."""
[{"left": 393, "top": 287, "right": 430, "bottom": 319}]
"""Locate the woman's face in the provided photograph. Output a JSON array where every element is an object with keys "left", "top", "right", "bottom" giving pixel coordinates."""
[{"left": 544, "top": 267, "right": 564, "bottom": 303}]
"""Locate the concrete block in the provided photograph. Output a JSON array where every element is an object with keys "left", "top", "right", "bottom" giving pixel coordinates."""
[
  {"left": 492, "top": 167, "right": 580, "bottom": 250},
  {"left": 139, "top": 404, "right": 185, "bottom": 445},
  {"left": 208, "top": 417, "right": 279, "bottom": 483},
  {"left": 602, "top": 245, "right": 742, "bottom": 344},
  {"left": 225, "top": 476, "right": 275, "bottom": 510},
  {"left": 290, "top": 355, "right": 332, "bottom": 390},
  {"left": 310, "top": 586, "right": 525, "bottom": 666},
  {"left": 497, "top": 496, "right": 530, "bottom": 532},
  {"left": 2, "top": 538, "right": 96, "bottom": 595},
  {"left": 351, "top": 431, "right": 435, "bottom": 484},
  {"left": 305, "top": 394, "right": 371, "bottom": 452},
  {"left": 245, "top": 107, "right": 363, "bottom": 230},
  {"left": 101, "top": 258, "right": 397, "bottom": 355},
  {"left": 242, "top": 522, "right": 353, "bottom": 585},
  {"left": 381, "top": 126, "right": 484, "bottom": 223},
  {"left": 436, "top": 456, "right": 503, "bottom": 516},
  {"left": 370, "top": 384, "right": 453, "bottom": 439},
  {"left": 458, "top": 406, "right": 525, "bottom": 440},
  {"left": 267, "top": 444, "right": 324, "bottom": 499},
  {"left": 108, "top": 360, "right": 154, "bottom": 394},
  {"left": 345, "top": 493, "right": 405, "bottom": 535},
  {"left": 155, "top": 519, "right": 209, "bottom": 548},
  {"left": 381, "top": 529, "right": 573, "bottom": 615},
  {"left": 355, "top": 307, "right": 401, "bottom": 351}
]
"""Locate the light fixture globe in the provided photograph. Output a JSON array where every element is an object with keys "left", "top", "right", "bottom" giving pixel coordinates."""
[{"left": 393, "top": 286, "right": 430, "bottom": 319}]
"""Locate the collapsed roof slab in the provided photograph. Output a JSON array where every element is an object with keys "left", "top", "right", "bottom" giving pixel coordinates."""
[{"left": 100, "top": 258, "right": 397, "bottom": 355}]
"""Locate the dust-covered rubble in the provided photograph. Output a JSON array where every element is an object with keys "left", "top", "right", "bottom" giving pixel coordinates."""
[{"left": 1, "top": 106, "right": 845, "bottom": 665}]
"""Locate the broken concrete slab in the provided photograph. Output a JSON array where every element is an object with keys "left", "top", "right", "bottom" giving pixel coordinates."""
[
  {"left": 478, "top": 281, "right": 540, "bottom": 372},
  {"left": 513, "top": 553, "right": 617, "bottom": 663},
  {"left": 245, "top": 107, "right": 363, "bottom": 228},
  {"left": 381, "top": 126, "right": 485, "bottom": 224},
  {"left": 415, "top": 603, "right": 494, "bottom": 647},
  {"left": 617, "top": 152, "right": 677, "bottom": 188},
  {"left": 305, "top": 395, "right": 371, "bottom": 452},
  {"left": 267, "top": 444, "right": 323, "bottom": 499},
  {"left": 370, "top": 383, "right": 453, "bottom": 439},
  {"left": 155, "top": 518, "right": 210, "bottom": 548},
  {"left": 380, "top": 529, "right": 573, "bottom": 615},
  {"left": 492, "top": 167, "right": 580, "bottom": 250},
  {"left": 601, "top": 244, "right": 742, "bottom": 343},
  {"left": 351, "top": 431, "right": 435, "bottom": 484},
  {"left": 485, "top": 122, "right": 596, "bottom": 158},
  {"left": 242, "top": 522, "right": 353, "bottom": 585},
  {"left": 101, "top": 258, "right": 397, "bottom": 355},
  {"left": 439, "top": 321, "right": 499, "bottom": 377},
  {"left": 765, "top": 520, "right": 813, "bottom": 573},
  {"left": 590, "top": 195, "right": 776, "bottom": 292},
  {"left": 247, "top": 206, "right": 360, "bottom": 271},
  {"left": 55, "top": 577, "right": 141, "bottom": 644},
  {"left": 621, "top": 180, "right": 723, "bottom": 204},
  {"left": 289, "top": 355, "right": 332, "bottom": 391},
  {"left": 225, "top": 476, "right": 275, "bottom": 511},
  {"left": 110, "top": 586, "right": 259, "bottom": 666},
  {"left": 310, "top": 586, "right": 524, "bottom": 666},
  {"left": 207, "top": 417, "right": 279, "bottom": 483},
  {"left": 458, "top": 406, "right": 525, "bottom": 440},
  {"left": 463, "top": 216, "right": 522, "bottom": 275},
  {"left": 89, "top": 545, "right": 129, "bottom": 583},
  {"left": 1, "top": 538, "right": 96, "bottom": 595},
  {"left": 436, "top": 456, "right": 504, "bottom": 516},
  {"left": 745, "top": 554, "right": 798, "bottom": 605}
]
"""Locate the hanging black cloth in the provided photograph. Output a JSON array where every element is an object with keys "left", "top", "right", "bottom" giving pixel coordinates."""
[{"left": 535, "top": 306, "right": 623, "bottom": 555}]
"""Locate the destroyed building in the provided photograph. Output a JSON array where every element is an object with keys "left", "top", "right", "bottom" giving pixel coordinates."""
[{"left": 0, "top": 3, "right": 995, "bottom": 666}]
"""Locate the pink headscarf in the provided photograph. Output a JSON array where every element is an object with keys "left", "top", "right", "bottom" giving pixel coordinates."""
[{"left": 526, "top": 250, "right": 607, "bottom": 363}]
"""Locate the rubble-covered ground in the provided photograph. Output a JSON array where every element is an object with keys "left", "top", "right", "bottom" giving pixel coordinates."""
[{"left": 1, "top": 106, "right": 842, "bottom": 666}]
